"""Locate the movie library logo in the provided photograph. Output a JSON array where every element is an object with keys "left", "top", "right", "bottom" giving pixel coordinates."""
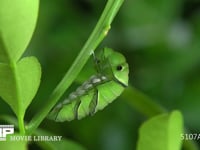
[
  {"left": 0, "top": 125, "right": 14, "bottom": 141},
  {"left": 0, "top": 124, "right": 62, "bottom": 142}
]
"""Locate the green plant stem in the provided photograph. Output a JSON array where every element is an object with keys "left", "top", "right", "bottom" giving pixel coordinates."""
[
  {"left": 12, "top": 61, "right": 26, "bottom": 135},
  {"left": 121, "top": 86, "right": 198, "bottom": 150},
  {"left": 26, "top": 0, "right": 124, "bottom": 135},
  {"left": 18, "top": 115, "right": 25, "bottom": 135},
  {"left": 121, "top": 86, "right": 166, "bottom": 117}
]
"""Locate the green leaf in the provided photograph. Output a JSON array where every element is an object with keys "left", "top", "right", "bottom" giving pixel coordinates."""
[
  {"left": 0, "top": 57, "right": 41, "bottom": 116},
  {"left": 137, "top": 110, "right": 183, "bottom": 150},
  {"left": 0, "top": 0, "right": 39, "bottom": 62}
]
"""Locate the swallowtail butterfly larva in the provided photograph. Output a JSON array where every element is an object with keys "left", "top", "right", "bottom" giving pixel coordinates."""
[{"left": 48, "top": 48, "right": 129, "bottom": 122}]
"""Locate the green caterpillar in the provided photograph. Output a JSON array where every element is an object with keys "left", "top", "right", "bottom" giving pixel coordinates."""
[{"left": 48, "top": 48, "right": 129, "bottom": 122}]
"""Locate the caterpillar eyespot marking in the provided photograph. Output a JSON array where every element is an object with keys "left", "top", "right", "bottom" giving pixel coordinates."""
[
  {"left": 48, "top": 48, "right": 129, "bottom": 122},
  {"left": 117, "top": 65, "right": 123, "bottom": 71}
]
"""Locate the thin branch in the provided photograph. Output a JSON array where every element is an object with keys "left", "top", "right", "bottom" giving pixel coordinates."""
[{"left": 26, "top": 0, "right": 124, "bottom": 135}]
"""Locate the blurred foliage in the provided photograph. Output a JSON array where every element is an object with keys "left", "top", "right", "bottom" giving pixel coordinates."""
[
  {"left": 1, "top": 0, "right": 200, "bottom": 149},
  {"left": 137, "top": 111, "right": 183, "bottom": 150}
]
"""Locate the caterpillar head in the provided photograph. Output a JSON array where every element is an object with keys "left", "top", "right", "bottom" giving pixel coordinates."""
[{"left": 101, "top": 48, "right": 129, "bottom": 87}]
